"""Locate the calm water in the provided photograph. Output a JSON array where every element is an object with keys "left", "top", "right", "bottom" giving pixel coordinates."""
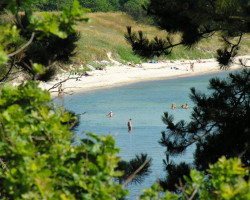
[{"left": 55, "top": 70, "right": 237, "bottom": 199}]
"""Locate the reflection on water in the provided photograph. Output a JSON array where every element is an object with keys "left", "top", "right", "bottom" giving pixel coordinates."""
[{"left": 55, "top": 70, "right": 238, "bottom": 199}]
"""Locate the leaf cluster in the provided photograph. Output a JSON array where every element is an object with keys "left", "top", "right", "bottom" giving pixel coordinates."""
[
  {"left": 140, "top": 156, "right": 250, "bottom": 200},
  {"left": 0, "top": 0, "right": 89, "bottom": 81},
  {"left": 0, "top": 81, "right": 128, "bottom": 199}
]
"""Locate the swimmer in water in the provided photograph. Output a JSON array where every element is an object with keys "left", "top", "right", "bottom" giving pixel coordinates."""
[{"left": 107, "top": 111, "right": 114, "bottom": 118}]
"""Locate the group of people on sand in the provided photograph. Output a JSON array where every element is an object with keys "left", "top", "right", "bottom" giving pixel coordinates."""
[
  {"left": 106, "top": 111, "right": 133, "bottom": 132},
  {"left": 96, "top": 66, "right": 106, "bottom": 70},
  {"left": 128, "top": 61, "right": 144, "bottom": 68},
  {"left": 172, "top": 103, "right": 188, "bottom": 110}
]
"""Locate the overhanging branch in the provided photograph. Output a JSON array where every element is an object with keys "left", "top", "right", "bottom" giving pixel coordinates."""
[{"left": 7, "top": 32, "right": 35, "bottom": 57}]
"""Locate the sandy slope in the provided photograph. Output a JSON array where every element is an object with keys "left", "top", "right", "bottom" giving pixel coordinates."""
[{"left": 39, "top": 56, "right": 249, "bottom": 96}]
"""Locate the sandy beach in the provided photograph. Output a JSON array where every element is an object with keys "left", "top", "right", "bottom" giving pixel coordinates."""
[{"left": 39, "top": 56, "right": 249, "bottom": 96}]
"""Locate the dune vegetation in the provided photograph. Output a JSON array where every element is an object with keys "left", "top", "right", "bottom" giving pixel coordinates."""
[{"left": 72, "top": 12, "right": 250, "bottom": 69}]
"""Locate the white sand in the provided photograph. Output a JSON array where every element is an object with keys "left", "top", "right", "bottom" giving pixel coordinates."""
[{"left": 39, "top": 56, "right": 249, "bottom": 96}]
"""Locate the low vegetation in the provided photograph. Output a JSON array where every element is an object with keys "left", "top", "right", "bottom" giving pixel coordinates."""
[{"left": 71, "top": 12, "right": 250, "bottom": 69}]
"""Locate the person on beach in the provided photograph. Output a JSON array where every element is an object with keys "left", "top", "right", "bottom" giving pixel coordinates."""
[
  {"left": 107, "top": 111, "right": 114, "bottom": 118},
  {"left": 131, "top": 61, "right": 136, "bottom": 67},
  {"left": 190, "top": 62, "right": 194, "bottom": 72},
  {"left": 185, "top": 104, "right": 188, "bottom": 109},
  {"left": 128, "top": 118, "right": 132, "bottom": 132},
  {"left": 139, "top": 61, "right": 143, "bottom": 68},
  {"left": 97, "top": 66, "right": 105, "bottom": 70}
]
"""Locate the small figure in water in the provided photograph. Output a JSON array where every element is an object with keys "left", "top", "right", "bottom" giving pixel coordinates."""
[
  {"left": 128, "top": 118, "right": 132, "bottom": 132},
  {"left": 172, "top": 103, "right": 176, "bottom": 110},
  {"left": 58, "top": 84, "right": 63, "bottom": 96},
  {"left": 181, "top": 104, "right": 188, "bottom": 109},
  {"left": 107, "top": 111, "right": 114, "bottom": 118}
]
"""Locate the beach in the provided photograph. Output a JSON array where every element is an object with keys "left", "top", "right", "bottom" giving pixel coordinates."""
[{"left": 39, "top": 56, "right": 248, "bottom": 96}]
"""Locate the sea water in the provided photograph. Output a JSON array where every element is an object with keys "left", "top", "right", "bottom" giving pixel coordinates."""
[{"left": 55, "top": 70, "right": 238, "bottom": 199}]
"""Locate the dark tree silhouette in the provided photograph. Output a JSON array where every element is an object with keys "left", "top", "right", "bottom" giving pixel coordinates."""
[
  {"left": 125, "top": 0, "right": 250, "bottom": 67},
  {"left": 159, "top": 69, "right": 250, "bottom": 192},
  {"left": 0, "top": 6, "right": 80, "bottom": 82},
  {"left": 116, "top": 153, "right": 152, "bottom": 185},
  {"left": 14, "top": 13, "right": 80, "bottom": 81}
]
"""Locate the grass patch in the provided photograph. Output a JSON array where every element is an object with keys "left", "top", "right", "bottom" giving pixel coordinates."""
[
  {"left": 69, "top": 12, "right": 250, "bottom": 68},
  {"left": 116, "top": 46, "right": 143, "bottom": 64}
]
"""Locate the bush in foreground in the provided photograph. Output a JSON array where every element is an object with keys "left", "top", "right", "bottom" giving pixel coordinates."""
[{"left": 0, "top": 82, "right": 128, "bottom": 199}]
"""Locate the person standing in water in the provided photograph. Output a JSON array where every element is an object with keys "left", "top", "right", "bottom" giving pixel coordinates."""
[
  {"left": 107, "top": 111, "right": 114, "bottom": 118},
  {"left": 128, "top": 118, "right": 132, "bottom": 132},
  {"left": 58, "top": 84, "right": 63, "bottom": 96},
  {"left": 172, "top": 103, "right": 176, "bottom": 110}
]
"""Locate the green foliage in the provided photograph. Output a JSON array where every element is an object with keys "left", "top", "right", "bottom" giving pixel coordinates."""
[
  {"left": 78, "top": 0, "right": 120, "bottom": 12},
  {"left": 185, "top": 156, "right": 250, "bottom": 200},
  {"left": 140, "top": 157, "right": 250, "bottom": 200},
  {"left": 126, "top": 0, "right": 250, "bottom": 65},
  {"left": 30, "top": 0, "right": 89, "bottom": 38},
  {"left": 117, "top": 153, "right": 152, "bottom": 184},
  {"left": 33, "top": 0, "right": 74, "bottom": 11},
  {"left": 0, "top": 82, "right": 249, "bottom": 199},
  {"left": 116, "top": 46, "right": 143, "bottom": 63},
  {"left": 159, "top": 69, "right": 250, "bottom": 192},
  {"left": 0, "top": 24, "right": 20, "bottom": 63},
  {"left": 0, "top": 0, "right": 89, "bottom": 81},
  {"left": 1, "top": 1, "right": 250, "bottom": 199},
  {"left": 32, "top": 0, "right": 121, "bottom": 12},
  {"left": 123, "top": 0, "right": 152, "bottom": 24},
  {"left": 0, "top": 82, "right": 128, "bottom": 199}
]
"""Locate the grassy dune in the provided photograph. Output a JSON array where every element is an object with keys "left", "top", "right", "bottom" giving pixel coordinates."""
[{"left": 71, "top": 12, "right": 250, "bottom": 67}]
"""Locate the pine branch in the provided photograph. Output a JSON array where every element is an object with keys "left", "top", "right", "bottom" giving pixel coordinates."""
[
  {"left": 7, "top": 32, "right": 35, "bottom": 57},
  {"left": 0, "top": 57, "right": 16, "bottom": 82},
  {"left": 122, "top": 159, "right": 150, "bottom": 188}
]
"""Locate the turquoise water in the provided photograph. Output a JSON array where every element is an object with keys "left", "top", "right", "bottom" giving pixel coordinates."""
[{"left": 56, "top": 70, "right": 237, "bottom": 199}]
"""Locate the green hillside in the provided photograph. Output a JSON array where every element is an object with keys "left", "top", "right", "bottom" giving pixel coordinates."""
[{"left": 71, "top": 12, "right": 250, "bottom": 68}]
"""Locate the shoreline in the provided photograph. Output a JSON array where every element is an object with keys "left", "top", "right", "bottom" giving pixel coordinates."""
[{"left": 39, "top": 57, "right": 248, "bottom": 97}]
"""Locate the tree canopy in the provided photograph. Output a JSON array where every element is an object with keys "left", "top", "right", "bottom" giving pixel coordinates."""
[
  {"left": 123, "top": 0, "right": 152, "bottom": 24},
  {"left": 124, "top": 1, "right": 250, "bottom": 192},
  {"left": 0, "top": 81, "right": 129, "bottom": 199},
  {"left": 159, "top": 69, "right": 250, "bottom": 192},
  {"left": 125, "top": 0, "right": 250, "bottom": 67},
  {"left": 79, "top": 0, "right": 120, "bottom": 12},
  {"left": 27, "top": 0, "right": 150, "bottom": 23},
  {"left": 0, "top": 0, "right": 89, "bottom": 81}
]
